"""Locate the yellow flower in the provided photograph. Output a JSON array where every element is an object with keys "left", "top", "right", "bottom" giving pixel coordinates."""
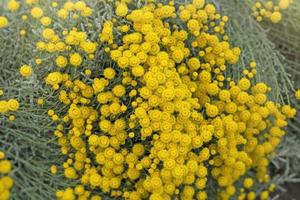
[
  {"left": 103, "top": 68, "right": 116, "bottom": 79},
  {"left": 64, "top": 167, "right": 77, "bottom": 179},
  {"left": 47, "top": 72, "right": 63, "bottom": 85},
  {"left": 57, "top": 9, "right": 68, "bottom": 19},
  {"left": 243, "top": 177, "right": 253, "bottom": 188},
  {"left": 55, "top": 56, "right": 68, "bottom": 68},
  {"left": 7, "top": 99, "right": 19, "bottom": 111},
  {"left": 279, "top": 0, "right": 290, "bottom": 10},
  {"left": 50, "top": 165, "right": 57, "bottom": 174},
  {"left": 206, "top": 104, "right": 219, "bottom": 117},
  {"left": 70, "top": 53, "right": 83, "bottom": 67},
  {"left": 0, "top": 160, "right": 12, "bottom": 174},
  {"left": 7, "top": 0, "right": 20, "bottom": 11},
  {"left": 31, "top": 7, "right": 44, "bottom": 18},
  {"left": 40, "top": 17, "right": 52, "bottom": 26},
  {"left": 238, "top": 78, "right": 251, "bottom": 91},
  {"left": 270, "top": 11, "right": 282, "bottom": 23},
  {"left": 20, "top": 65, "right": 32, "bottom": 77},
  {"left": 112, "top": 85, "right": 126, "bottom": 97},
  {"left": 0, "top": 16, "right": 9, "bottom": 28},
  {"left": 295, "top": 89, "right": 300, "bottom": 100},
  {"left": 116, "top": 3, "right": 128, "bottom": 17}
]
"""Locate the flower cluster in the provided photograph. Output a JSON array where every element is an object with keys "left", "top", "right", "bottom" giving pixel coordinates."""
[
  {"left": 1, "top": 0, "right": 299, "bottom": 200},
  {"left": 252, "top": 0, "right": 293, "bottom": 23},
  {"left": 27, "top": 0, "right": 297, "bottom": 200},
  {"left": 0, "top": 152, "right": 14, "bottom": 200},
  {"left": 0, "top": 98, "right": 20, "bottom": 115}
]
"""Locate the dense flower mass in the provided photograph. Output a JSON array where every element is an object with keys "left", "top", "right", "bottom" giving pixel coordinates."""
[
  {"left": 26, "top": 0, "right": 297, "bottom": 199},
  {"left": 0, "top": 152, "right": 14, "bottom": 200},
  {"left": 252, "top": 0, "right": 293, "bottom": 23},
  {"left": 0, "top": 0, "right": 299, "bottom": 200}
]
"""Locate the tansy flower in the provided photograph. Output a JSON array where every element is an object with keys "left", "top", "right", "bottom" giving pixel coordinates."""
[
  {"left": 243, "top": 177, "right": 253, "bottom": 188},
  {"left": 103, "top": 68, "right": 116, "bottom": 79},
  {"left": 279, "top": 0, "right": 290, "bottom": 10},
  {"left": 0, "top": 160, "right": 12, "bottom": 174},
  {"left": 295, "top": 89, "right": 300, "bottom": 100},
  {"left": 116, "top": 3, "right": 128, "bottom": 17},
  {"left": 31, "top": 7, "right": 44, "bottom": 18},
  {"left": 40, "top": 16, "right": 52, "bottom": 26},
  {"left": 0, "top": 16, "right": 9, "bottom": 28},
  {"left": 56, "top": 56, "right": 68, "bottom": 68},
  {"left": 7, "top": 0, "right": 20, "bottom": 11},
  {"left": 7, "top": 99, "right": 20, "bottom": 111},
  {"left": 70, "top": 53, "right": 83, "bottom": 67},
  {"left": 20, "top": 65, "right": 32, "bottom": 77},
  {"left": 270, "top": 11, "right": 282, "bottom": 23}
]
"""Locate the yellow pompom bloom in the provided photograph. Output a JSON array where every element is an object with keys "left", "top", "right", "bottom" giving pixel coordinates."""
[
  {"left": 91, "top": 195, "right": 102, "bottom": 200},
  {"left": 74, "top": 1, "right": 86, "bottom": 11},
  {"left": 116, "top": 3, "right": 128, "bottom": 17},
  {"left": 295, "top": 89, "right": 300, "bottom": 100},
  {"left": 56, "top": 56, "right": 68, "bottom": 68},
  {"left": 270, "top": 11, "right": 282, "bottom": 23},
  {"left": 0, "top": 152, "right": 5, "bottom": 159},
  {"left": 7, "top": 0, "right": 20, "bottom": 11},
  {"left": 50, "top": 165, "right": 58, "bottom": 174},
  {"left": 31, "top": 7, "right": 44, "bottom": 18},
  {"left": 0, "top": 160, "right": 12, "bottom": 174},
  {"left": 98, "top": 135, "right": 110, "bottom": 148},
  {"left": 179, "top": 9, "right": 191, "bottom": 22},
  {"left": 243, "top": 177, "right": 253, "bottom": 189},
  {"left": 238, "top": 78, "right": 251, "bottom": 91},
  {"left": 7, "top": 99, "right": 19, "bottom": 111},
  {"left": 127, "top": 168, "right": 140, "bottom": 180},
  {"left": 132, "top": 144, "right": 145, "bottom": 157},
  {"left": 20, "top": 65, "right": 32, "bottom": 77},
  {"left": 70, "top": 53, "right": 82, "bottom": 67},
  {"left": 279, "top": 0, "right": 290, "bottom": 10},
  {"left": 112, "top": 85, "right": 126, "bottom": 97},
  {"left": 206, "top": 104, "right": 219, "bottom": 117},
  {"left": 89, "top": 173, "right": 102, "bottom": 186},
  {"left": 193, "top": 0, "right": 205, "bottom": 8},
  {"left": 0, "top": 16, "right": 9, "bottom": 28},
  {"left": 64, "top": 167, "right": 77, "bottom": 179},
  {"left": 57, "top": 9, "right": 68, "bottom": 19},
  {"left": 199, "top": 70, "right": 212, "bottom": 83},
  {"left": 47, "top": 71, "right": 63, "bottom": 84},
  {"left": 40, "top": 16, "right": 52, "bottom": 26},
  {"left": 0, "top": 101, "right": 9, "bottom": 113},
  {"left": 260, "top": 190, "right": 269, "bottom": 200},
  {"left": 103, "top": 68, "right": 116, "bottom": 79},
  {"left": 132, "top": 65, "right": 145, "bottom": 77}
]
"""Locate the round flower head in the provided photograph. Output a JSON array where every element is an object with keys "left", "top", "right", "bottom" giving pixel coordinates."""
[
  {"left": 0, "top": 16, "right": 9, "bottom": 28},
  {"left": 0, "top": 160, "right": 12, "bottom": 174},
  {"left": 116, "top": 3, "right": 128, "bottom": 17},
  {"left": 70, "top": 53, "right": 82, "bottom": 67},
  {"left": 279, "top": 0, "right": 290, "bottom": 10},
  {"left": 7, "top": 99, "right": 19, "bottom": 111},
  {"left": 31, "top": 7, "right": 44, "bottom": 18},
  {"left": 7, "top": 0, "right": 20, "bottom": 11},
  {"left": 56, "top": 56, "right": 68, "bottom": 68},
  {"left": 295, "top": 89, "right": 300, "bottom": 100},
  {"left": 20, "top": 65, "right": 32, "bottom": 77},
  {"left": 270, "top": 11, "right": 282, "bottom": 23}
]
